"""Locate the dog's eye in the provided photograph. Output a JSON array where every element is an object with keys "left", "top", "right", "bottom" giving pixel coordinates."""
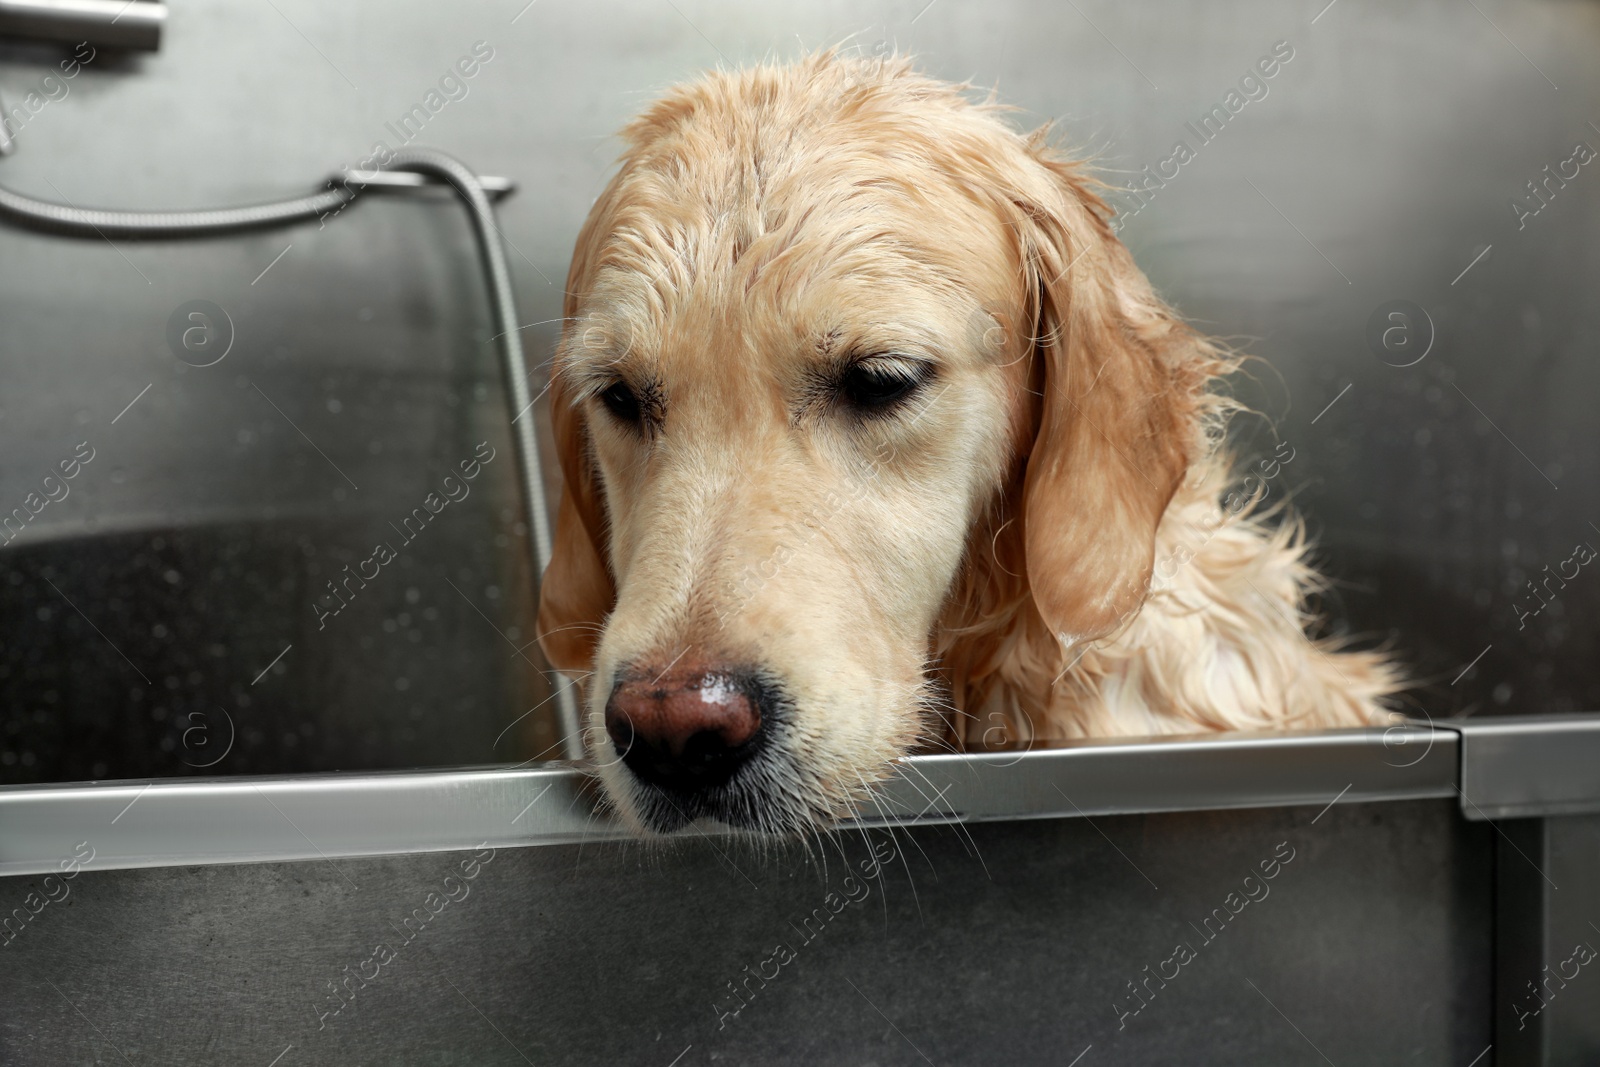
[
  {"left": 598, "top": 381, "right": 642, "bottom": 424},
  {"left": 838, "top": 361, "right": 926, "bottom": 414}
]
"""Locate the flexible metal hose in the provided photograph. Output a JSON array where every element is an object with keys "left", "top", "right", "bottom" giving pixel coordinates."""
[
  {"left": 382, "top": 149, "right": 586, "bottom": 760},
  {"left": 0, "top": 150, "right": 585, "bottom": 758},
  {"left": 0, "top": 180, "right": 354, "bottom": 236}
]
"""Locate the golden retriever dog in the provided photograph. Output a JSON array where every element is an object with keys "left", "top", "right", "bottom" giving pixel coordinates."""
[{"left": 537, "top": 49, "right": 1401, "bottom": 834}]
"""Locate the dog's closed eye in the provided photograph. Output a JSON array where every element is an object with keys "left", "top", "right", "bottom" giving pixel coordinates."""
[
  {"left": 598, "top": 381, "right": 643, "bottom": 426},
  {"left": 833, "top": 355, "right": 935, "bottom": 417}
]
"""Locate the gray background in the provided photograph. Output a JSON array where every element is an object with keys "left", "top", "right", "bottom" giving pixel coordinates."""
[{"left": 0, "top": 0, "right": 1596, "bottom": 783}]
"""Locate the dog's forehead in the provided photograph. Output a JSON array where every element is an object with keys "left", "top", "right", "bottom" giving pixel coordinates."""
[
  {"left": 572, "top": 259, "right": 1005, "bottom": 409},
  {"left": 561, "top": 58, "right": 1048, "bottom": 395},
  {"left": 572, "top": 162, "right": 1018, "bottom": 384}
]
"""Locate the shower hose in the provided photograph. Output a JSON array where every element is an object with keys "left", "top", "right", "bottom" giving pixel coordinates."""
[{"left": 0, "top": 149, "right": 585, "bottom": 759}]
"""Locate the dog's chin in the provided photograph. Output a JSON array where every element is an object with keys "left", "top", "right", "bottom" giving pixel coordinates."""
[{"left": 605, "top": 754, "right": 835, "bottom": 837}]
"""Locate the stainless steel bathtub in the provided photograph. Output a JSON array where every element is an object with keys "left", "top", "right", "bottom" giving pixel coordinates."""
[{"left": 2, "top": 0, "right": 1597, "bottom": 1063}]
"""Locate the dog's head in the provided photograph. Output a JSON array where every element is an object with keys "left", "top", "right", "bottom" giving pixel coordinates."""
[{"left": 538, "top": 51, "right": 1224, "bottom": 833}]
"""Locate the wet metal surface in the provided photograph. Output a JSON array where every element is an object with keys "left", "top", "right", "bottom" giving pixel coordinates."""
[
  {"left": 0, "top": 800, "right": 1494, "bottom": 1066},
  {"left": 0, "top": 2, "right": 1592, "bottom": 1063},
  {"left": 2, "top": 0, "right": 1597, "bottom": 784}
]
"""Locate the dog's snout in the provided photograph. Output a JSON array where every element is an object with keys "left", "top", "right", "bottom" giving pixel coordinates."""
[{"left": 605, "top": 665, "right": 765, "bottom": 792}]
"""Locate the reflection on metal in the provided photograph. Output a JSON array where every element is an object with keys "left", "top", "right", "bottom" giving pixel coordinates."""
[
  {"left": 0, "top": 0, "right": 165, "bottom": 51},
  {"left": 0, "top": 725, "right": 1461, "bottom": 877},
  {"left": 375, "top": 149, "right": 584, "bottom": 760},
  {"left": 1492, "top": 813, "right": 1600, "bottom": 1063},
  {"left": 340, "top": 169, "right": 516, "bottom": 198},
  {"left": 859, "top": 724, "right": 1457, "bottom": 826},
  {"left": 1447, "top": 714, "right": 1600, "bottom": 820},
  {"left": 0, "top": 139, "right": 584, "bottom": 760},
  {"left": 0, "top": 764, "right": 600, "bottom": 878}
]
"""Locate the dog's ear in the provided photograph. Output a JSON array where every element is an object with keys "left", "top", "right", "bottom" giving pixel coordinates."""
[
  {"left": 536, "top": 178, "right": 625, "bottom": 675},
  {"left": 1012, "top": 154, "right": 1223, "bottom": 649},
  {"left": 536, "top": 372, "right": 614, "bottom": 673}
]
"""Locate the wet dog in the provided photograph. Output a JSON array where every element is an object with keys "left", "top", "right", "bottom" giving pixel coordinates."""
[{"left": 537, "top": 51, "right": 1399, "bottom": 834}]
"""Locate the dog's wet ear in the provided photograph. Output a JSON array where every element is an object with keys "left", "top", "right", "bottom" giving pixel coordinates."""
[
  {"left": 536, "top": 373, "right": 615, "bottom": 674},
  {"left": 1013, "top": 154, "right": 1225, "bottom": 649},
  {"left": 537, "top": 176, "right": 626, "bottom": 675}
]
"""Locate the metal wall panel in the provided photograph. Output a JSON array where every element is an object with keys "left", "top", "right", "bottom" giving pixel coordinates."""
[{"left": 0, "top": 799, "right": 1493, "bottom": 1066}]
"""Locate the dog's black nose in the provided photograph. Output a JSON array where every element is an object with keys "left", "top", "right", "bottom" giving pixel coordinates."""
[{"left": 605, "top": 665, "right": 765, "bottom": 792}]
